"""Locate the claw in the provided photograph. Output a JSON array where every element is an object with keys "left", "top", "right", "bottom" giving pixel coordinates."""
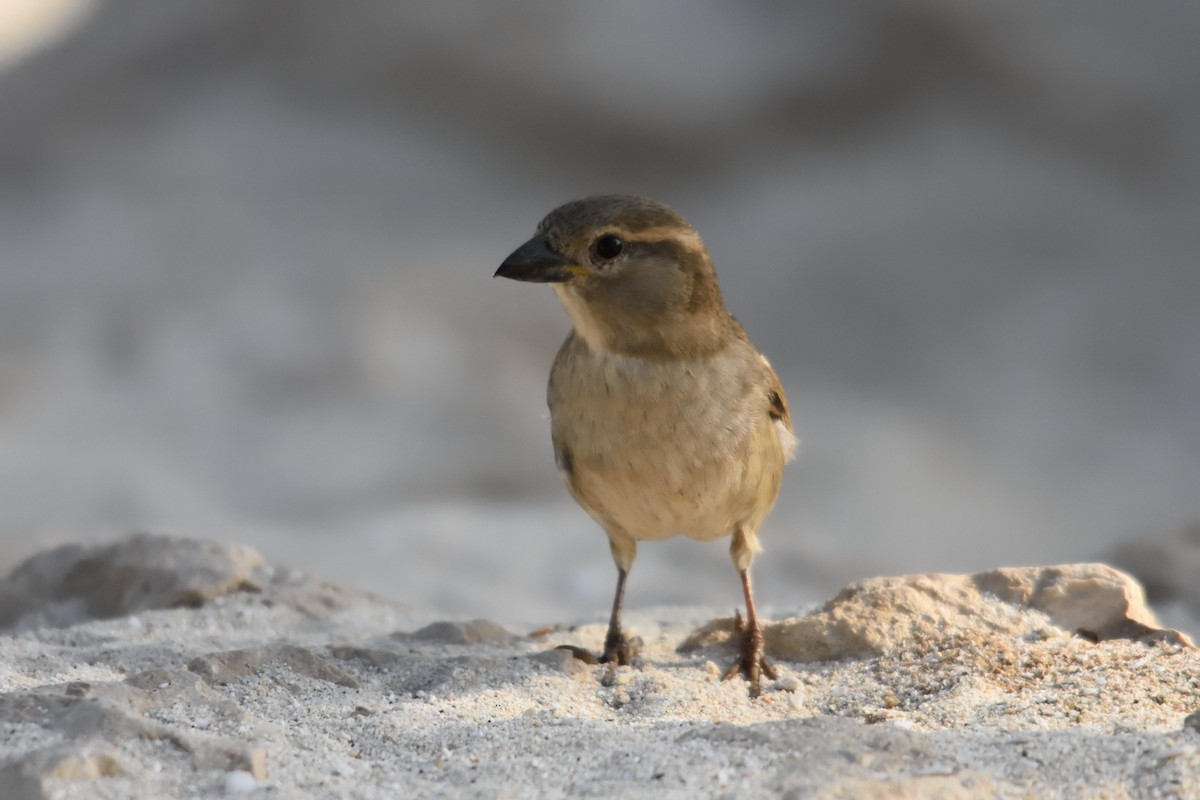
[
  {"left": 602, "top": 632, "right": 641, "bottom": 666},
  {"left": 555, "top": 644, "right": 600, "bottom": 665},
  {"left": 721, "top": 614, "right": 776, "bottom": 698}
]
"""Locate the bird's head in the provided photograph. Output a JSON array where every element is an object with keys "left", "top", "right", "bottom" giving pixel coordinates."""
[{"left": 495, "top": 195, "right": 734, "bottom": 359}]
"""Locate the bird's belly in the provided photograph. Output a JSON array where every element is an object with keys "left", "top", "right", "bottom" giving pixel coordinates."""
[{"left": 562, "top": 419, "right": 779, "bottom": 542}]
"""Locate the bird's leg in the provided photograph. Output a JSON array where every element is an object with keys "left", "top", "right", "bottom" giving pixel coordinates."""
[
  {"left": 722, "top": 566, "right": 778, "bottom": 697},
  {"left": 557, "top": 567, "right": 640, "bottom": 670},
  {"left": 600, "top": 567, "right": 637, "bottom": 665}
]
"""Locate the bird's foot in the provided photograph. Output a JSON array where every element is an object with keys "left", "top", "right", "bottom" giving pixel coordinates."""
[
  {"left": 601, "top": 629, "right": 641, "bottom": 666},
  {"left": 721, "top": 609, "right": 778, "bottom": 698},
  {"left": 555, "top": 631, "right": 641, "bottom": 667}
]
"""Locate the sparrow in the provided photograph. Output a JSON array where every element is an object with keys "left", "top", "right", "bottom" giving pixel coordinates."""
[{"left": 494, "top": 195, "right": 797, "bottom": 696}]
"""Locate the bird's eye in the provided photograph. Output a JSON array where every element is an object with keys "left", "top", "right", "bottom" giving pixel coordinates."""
[{"left": 594, "top": 234, "right": 624, "bottom": 261}]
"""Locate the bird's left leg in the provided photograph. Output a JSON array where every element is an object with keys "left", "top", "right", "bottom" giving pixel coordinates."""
[{"left": 722, "top": 527, "right": 778, "bottom": 697}]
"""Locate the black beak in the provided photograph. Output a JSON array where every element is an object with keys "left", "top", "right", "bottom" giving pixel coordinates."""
[{"left": 494, "top": 234, "right": 578, "bottom": 283}]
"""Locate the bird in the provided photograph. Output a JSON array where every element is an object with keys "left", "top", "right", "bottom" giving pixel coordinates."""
[{"left": 494, "top": 195, "right": 797, "bottom": 696}]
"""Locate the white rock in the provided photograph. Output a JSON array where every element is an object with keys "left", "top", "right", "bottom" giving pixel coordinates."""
[{"left": 224, "top": 770, "right": 257, "bottom": 794}]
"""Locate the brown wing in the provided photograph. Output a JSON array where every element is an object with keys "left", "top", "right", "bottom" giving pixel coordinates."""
[{"left": 761, "top": 354, "right": 797, "bottom": 461}]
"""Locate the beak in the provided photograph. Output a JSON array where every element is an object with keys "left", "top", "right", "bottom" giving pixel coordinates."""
[{"left": 494, "top": 234, "right": 580, "bottom": 283}]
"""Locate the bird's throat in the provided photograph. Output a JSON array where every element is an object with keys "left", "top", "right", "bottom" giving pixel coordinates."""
[{"left": 552, "top": 284, "right": 611, "bottom": 354}]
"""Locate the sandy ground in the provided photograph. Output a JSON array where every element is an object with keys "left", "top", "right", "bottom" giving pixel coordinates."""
[{"left": 1, "top": 536, "right": 1198, "bottom": 799}]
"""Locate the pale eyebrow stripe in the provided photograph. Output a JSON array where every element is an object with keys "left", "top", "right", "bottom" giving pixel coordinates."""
[{"left": 624, "top": 226, "right": 705, "bottom": 253}]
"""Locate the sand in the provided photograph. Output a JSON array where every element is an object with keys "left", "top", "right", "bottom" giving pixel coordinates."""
[{"left": 0, "top": 535, "right": 1198, "bottom": 799}]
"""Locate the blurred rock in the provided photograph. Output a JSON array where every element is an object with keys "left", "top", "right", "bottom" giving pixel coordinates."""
[
  {"left": 188, "top": 743, "right": 267, "bottom": 779},
  {"left": 188, "top": 644, "right": 359, "bottom": 689},
  {"left": 813, "top": 773, "right": 1002, "bottom": 799},
  {"left": 404, "top": 619, "right": 514, "bottom": 645},
  {"left": 0, "top": 669, "right": 263, "bottom": 799},
  {"left": 681, "top": 563, "right": 1193, "bottom": 660},
  {"left": 0, "top": 744, "right": 122, "bottom": 800},
  {"left": 327, "top": 645, "right": 403, "bottom": 670},
  {"left": 383, "top": 655, "right": 510, "bottom": 697},
  {"left": 125, "top": 668, "right": 247, "bottom": 725},
  {"left": 0, "top": 533, "right": 262, "bottom": 629}
]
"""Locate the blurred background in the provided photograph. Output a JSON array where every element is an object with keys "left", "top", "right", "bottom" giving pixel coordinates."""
[{"left": 1, "top": 1, "right": 1197, "bottom": 627}]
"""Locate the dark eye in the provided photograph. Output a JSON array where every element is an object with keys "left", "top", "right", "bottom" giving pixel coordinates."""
[{"left": 594, "top": 234, "right": 624, "bottom": 261}]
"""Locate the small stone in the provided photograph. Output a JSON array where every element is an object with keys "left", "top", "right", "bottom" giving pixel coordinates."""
[
  {"left": 225, "top": 770, "right": 257, "bottom": 794},
  {"left": 1184, "top": 710, "right": 1200, "bottom": 733},
  {"left": 774, "top": 676, "right": 802, "bottom": 693}
]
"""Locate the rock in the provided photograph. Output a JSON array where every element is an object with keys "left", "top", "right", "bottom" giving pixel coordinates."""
[
  {"left": 529, "top": 648, "right": 594, "bottom": 680},
  {"left": 773, "top": 675, "right": 802, "bottom": 693},
  {"left": 225, "top": 769, "right": 259, "bottom": 794},
  {"left": 124, "top": 668, "right": 247, "bottom": 726},
  {"left": 972, "top": 564, "right": 1186, "bottom": 644},
  {"left": 679, "top": 717, "right": 937, "bottom": 772},
  {"left": 189, "top": 742, "right": 267, "bottom": 779},
  {"left": 383, "top": 655, "right": 509, "bottom": 697},
  {"left": 0, "top": 745, "right": 122, "bottom": 800},
  {"left": 813, "top": 773, "right": 1003, "bottom": 799},
  {"left": 0, "top": 688, "right": 168, "bottom": 741},
  {"left": 680, "top": 564, "right": 1193, "bottom": 661},
  {"left": 188, "top": 644, "right": 359, "bottom": 688},
  {"left": 1185, "top": 710, "right": 1200, "bottom": 734},
  {"left": 260, "top": 569, "right": 393, "bottom": 618},
  {"left": 0, "top": 533, "right": 263, "bottom": 629},
  {"left": 0, "top": 672, "right": 263, "bottom": 797},
  {"left": 328, "top": 645, "right": 403, "bottom": 669},
  {"left": 0, "top": 669, "right": 247, "bottom": 742},
  {"left": 404, "top": 619, "right": 514, "bottom": 645}
]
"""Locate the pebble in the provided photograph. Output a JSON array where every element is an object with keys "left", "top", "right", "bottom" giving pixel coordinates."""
[
  {"left": 774, "top": 676, "right": 802, "bottom": 693},
  {"left": 224, "top": 771, "right": 257, "bottom": 794}
]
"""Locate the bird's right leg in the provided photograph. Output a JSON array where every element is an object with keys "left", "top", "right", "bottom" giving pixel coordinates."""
[
  {"left": 598, "top": 529, "right": 639, "bottom": 665},
  {"left": 600, "top": 566, "right": 637, "bottom": 665},
  {"left": 558, "top": 530, "right": 640, "bottom": 667}
]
